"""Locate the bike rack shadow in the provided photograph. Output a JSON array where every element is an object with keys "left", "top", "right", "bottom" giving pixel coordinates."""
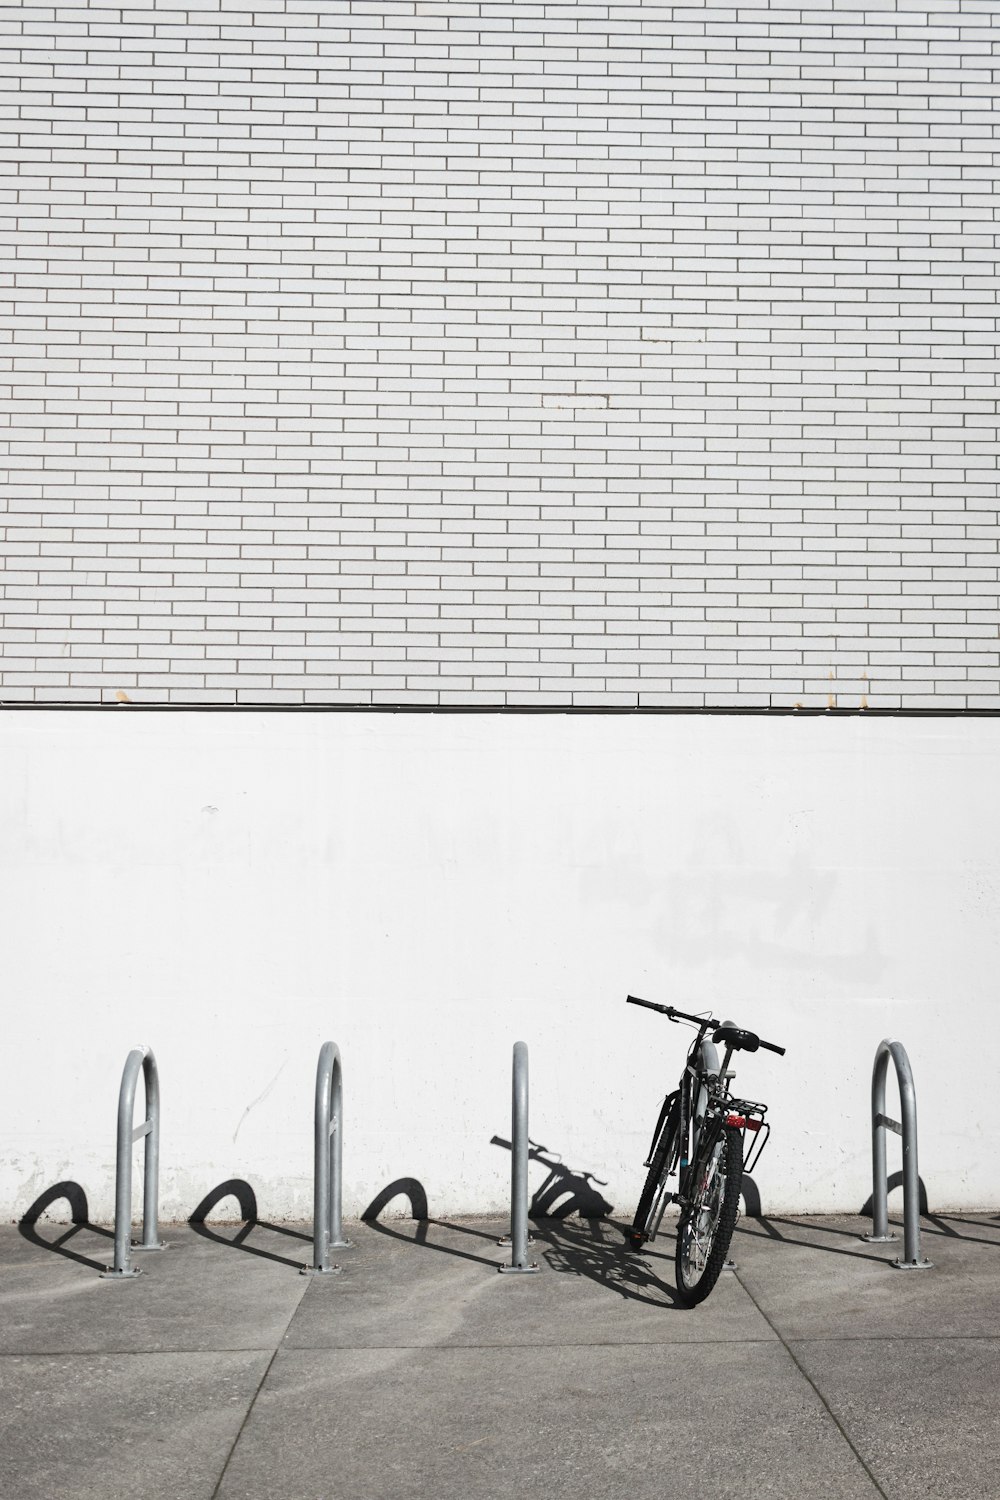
[
  {"left": 359, "top": 1173, "right": 676, "bottom": 1293},
  {"left": 749, "top": 1170, "right": 1000, "bottom": 1254},
  {"left": 734, "top": 1171, "right": 946, "bottom": 1265},
  {"left": 360, "top": 1178, "right": 500, "bottom": 1268},
  {"left": 860, "top": 1169, "right": 929, "bottom": 1221},
  {"left": 490, "top": 1135, "right": 614, "bottom": 1219},
  {"left": 922, "top": 1212, "right": 1000, "bottom": 1242},
  {"left": 863, "top": 1178, "right": 1000, "bottom": 1251},
  {"left": 18, "top": 1182, "right": 114, "bottom": 1273},
  {"left": 735, "top": 1215, "right": 901, "bottom": 1265},
  {"left": 361, "top": 1176, "right": 429, "bottom": 1235},
  {"left": 188, "top": 1179, "right": 311, "bottom": 1271}
]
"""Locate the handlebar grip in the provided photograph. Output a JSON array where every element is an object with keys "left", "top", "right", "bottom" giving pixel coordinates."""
[
  {"left": 626, "top": 994, "right": 669, "bottom": 1014},
  {"left": 759, "top": 1038, "right": 786, "bottom": 1056}
]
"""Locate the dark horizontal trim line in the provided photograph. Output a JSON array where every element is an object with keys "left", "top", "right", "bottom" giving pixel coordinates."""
[{"left": 2, "top": 702, "right": 1000, "bottom": 719}]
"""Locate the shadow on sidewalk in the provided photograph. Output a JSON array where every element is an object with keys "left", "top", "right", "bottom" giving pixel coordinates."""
[
  {"left": 189, "top": 1179, "right": 311, "bottom": 1271},
  {"left": 733, "top": 1174, "right": 893, "bottom": 1264},
  {"left": 363, "top": 1167, "right": 680, "bottom": 1307},
  {"left": 487, "top": 1135, "right": 679, "bottom": 1306},
  {"left": 735, "top": 1215, "right": 904, "bottom": 1266},
  {"left": 924, "top": 1213, "right": 1000, "bottom": 1243},
  {"left": 491, "top": 1135, "right": 615, "bottom": 1219},
  {"left": 736, "top": 1173, "right": 1000, "bottom": 1260},
  {"left": 361, "top": 1178, "right": 499, "bottom": 1268},
  {"left": 529, "top": 1214, "right": 681, "bottom": 1309},
  {"left": 18, "top": 1182, "right": 113, "bottom": 1272}
]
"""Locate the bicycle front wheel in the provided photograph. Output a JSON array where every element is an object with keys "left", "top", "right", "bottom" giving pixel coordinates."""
[
  {"left": 674, "top": 1123, "right": 742, "bottom": 1305},
  {"left": 627, "top": 1094, "right": 680, "bottom": 1250}
]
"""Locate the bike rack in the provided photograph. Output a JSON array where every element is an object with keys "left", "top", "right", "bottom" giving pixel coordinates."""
[
  {"left": 862, "top": 1038, "right": 932, "bottom": 1270},
  {"left": 498, "top": 1041, "right": 539, "bottom": 1274},
  {"left": 302, "top": 1041, "right": 351, "bottom": 1275},
  {"left": 100, "top": 1045, "right": 165, "bottom": 1279}
]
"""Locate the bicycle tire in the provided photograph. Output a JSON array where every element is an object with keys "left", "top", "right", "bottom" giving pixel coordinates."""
[
  {"left": 627, "top": 1094, "right": 680, "bottom": 1250},
  {"left": 674, "top": 1123, "right": 742, "bottom": 1305}
]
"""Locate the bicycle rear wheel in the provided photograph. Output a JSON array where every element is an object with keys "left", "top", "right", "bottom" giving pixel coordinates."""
[
  {"left": 627, "top": 1094, "right": 680, "bottom": 1250},
  {"left": 674, "top": 1123, "right": 742, "bottom": 1305}
]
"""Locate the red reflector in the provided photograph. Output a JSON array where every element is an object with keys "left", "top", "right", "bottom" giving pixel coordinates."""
[
  {"left": 726, "top": 1114, "right": 746, "bottom": 1128},
  {"left": 745, "top": 1118, "right": 763, "bottom": 1132}
]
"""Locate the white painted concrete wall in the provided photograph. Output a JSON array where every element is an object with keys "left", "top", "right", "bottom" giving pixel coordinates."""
[{"left": 2, "top": 711, "right": 997, "bottom": 1223}]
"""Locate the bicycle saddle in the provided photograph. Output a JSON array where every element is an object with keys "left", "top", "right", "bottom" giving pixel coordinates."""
[{"left": 713, "top": 1024, "right": 760, "bottom": 1052}]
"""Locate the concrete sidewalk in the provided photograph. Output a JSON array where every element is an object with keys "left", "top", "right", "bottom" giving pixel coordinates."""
[{"left": 2, "top": 1209, "right": 999, "bottom": 1500}]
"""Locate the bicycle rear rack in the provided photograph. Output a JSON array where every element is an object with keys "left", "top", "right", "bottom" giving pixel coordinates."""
[
  {"left": 862, "top": 1038, "right": 932, "bottom": 1271},
  {"left": 728, "top": 1098, "right": 771, "bottom": 1174}
]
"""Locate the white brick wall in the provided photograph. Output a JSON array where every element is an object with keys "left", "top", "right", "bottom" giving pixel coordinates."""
[{"left": 2, "top": 0, "right": 998, "bottom": 706}]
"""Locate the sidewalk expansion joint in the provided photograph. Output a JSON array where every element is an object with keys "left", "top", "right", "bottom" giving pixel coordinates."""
[
  {"left": 209, "top": 1280, "right": 312, "bottom": 1500},
  {"left": 788, "top": 1332, "right": 1000, "bottom": 1344},
  {"left": 270, "top": 1337, "right": 783, "bottom": 1352},
  {"left": 0, "top": 1347, "right": 277, "bottom": 1359},
  {"left": 734, "top": 1270, "right": 890, "bottom": 1500}
]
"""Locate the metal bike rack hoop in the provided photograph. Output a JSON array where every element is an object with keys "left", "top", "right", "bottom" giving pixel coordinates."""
[
  {"left": 302, "top": 1041, "right": 351, "bottom": 1275},
  {"left": 101, "top": 1044, "right": 165, "bottom": 1279},
  {"left": 862, "top": 1038, "right": 932, "bottom": 1271},
  {"left": 498, "top": 1041, "right": 539, "bottom": 1274}
]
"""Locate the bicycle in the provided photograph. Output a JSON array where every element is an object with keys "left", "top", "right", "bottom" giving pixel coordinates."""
[{"left": 625, "top": 994, "right": 785, "bottom": 1306}]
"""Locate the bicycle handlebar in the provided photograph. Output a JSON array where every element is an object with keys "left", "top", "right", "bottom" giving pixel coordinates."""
[
  {"left": 626, "top": 994, "right": 711, "bottom": 1027},
  {"left": 626, "top": 994, "right": 669, "bottom": 1014},
  {"left": 626, "top": 993, "right": 785, "bottom": 1057}
]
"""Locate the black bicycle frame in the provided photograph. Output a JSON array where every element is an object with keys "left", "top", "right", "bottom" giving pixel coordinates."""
[
  {"left": 675, "top": 1020, "right": 719, "bottom": 1201},
  {"left": 626, "top": 992, "right": 785, "bottom": 1254}
]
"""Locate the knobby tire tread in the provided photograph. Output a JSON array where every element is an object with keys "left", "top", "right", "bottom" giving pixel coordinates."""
[{"left": 674, "top": 1123, "right": 743, "bottom": 1306}]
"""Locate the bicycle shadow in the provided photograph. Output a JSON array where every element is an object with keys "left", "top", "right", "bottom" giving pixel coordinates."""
[
  {"left": 530, "top": 1212, "right": 683, "bottom": 1309},
  {"left": 488, "top": 1136, "right": 685, "bottom": 1307},
  {"left": 18, "top": 1181, "right": 114, "bottom": 1273},
  {"left": 359, "top": 1165, "right": 691, "bottom": 1306},
  {"left": 490, "top": 1135, "right": 614, "bottom": 1219},
  {"left": 188, "top": 1179, "right": 311, "bottom": 1271}
]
